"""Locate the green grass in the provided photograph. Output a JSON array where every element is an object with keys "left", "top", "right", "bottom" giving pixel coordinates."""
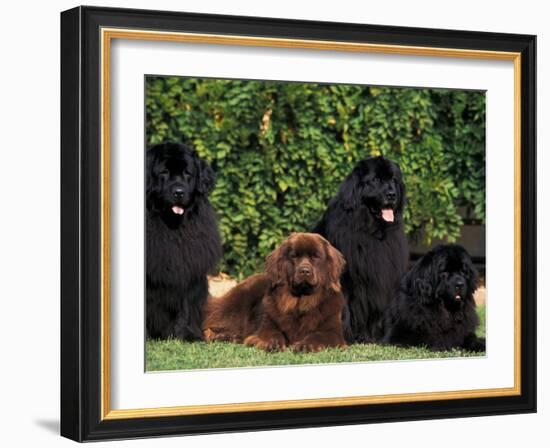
[{"left": 146, "top": 305, "right": 486, "bottom": 371}]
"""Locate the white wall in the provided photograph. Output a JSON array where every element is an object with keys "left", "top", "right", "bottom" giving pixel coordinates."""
[{"left": 0, "top": 0, "right": 546, "bottom": 447}]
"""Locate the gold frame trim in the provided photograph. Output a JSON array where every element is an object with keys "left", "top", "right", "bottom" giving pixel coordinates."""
[{"left": 100, "top": 28, "right": 522, "bottom": 420}]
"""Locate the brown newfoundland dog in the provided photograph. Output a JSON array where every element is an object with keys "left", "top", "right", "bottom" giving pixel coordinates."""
[{"left": 203, "top": 233, "right": 347, "bottom": 352}]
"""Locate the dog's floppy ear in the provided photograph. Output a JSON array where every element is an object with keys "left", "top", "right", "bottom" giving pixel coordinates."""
[
  {"left": 338, "top": 169, "right": 361, "bottom": 211},
  {"left": 265, "top": 236, "right": 291, "bottom": 287},
  {"left": 395, "top": 171, "right": 406, "bottom": 215},
  {"left": 195, "top": 153, "right": 216, "bottom": 195},
  {"left": 408, "top": 259, "right": 435, "bottom": 305},
  {"left": 413, "top": 278, "right": 433, "bottom": 304},
  {"left": 146, "top": 145, "right": 161, "bottom": 184},
  {"left": 320, "top": 236, "right": 346, "bottom": 289},
  {"left": 462, "top": 253, "right": 479, "bottom": 295},
  {"left": 145, "top": 146, "right": 161, "bottom": 210}
]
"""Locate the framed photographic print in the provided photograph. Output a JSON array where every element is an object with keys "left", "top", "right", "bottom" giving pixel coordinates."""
[{"left": 60, "top": 6, "right": 537, "bottom": 442}]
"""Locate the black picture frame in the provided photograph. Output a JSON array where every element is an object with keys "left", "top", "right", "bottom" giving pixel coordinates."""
[{"left": 61, "top": 5, "right": 536, "bottom": 442}]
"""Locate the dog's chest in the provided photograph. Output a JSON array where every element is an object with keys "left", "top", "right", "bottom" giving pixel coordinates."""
[
  {"left": 146, "top": 214, "right": 218, "bottom": 285},
  {"left": 348, "top": 235, "right": 406, "bottom": 278},
  {"left": 276, "top": 307, "right": 323, "bottom": 341}
]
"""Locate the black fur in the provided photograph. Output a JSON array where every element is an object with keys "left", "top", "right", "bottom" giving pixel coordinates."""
[
  {"left": 382, "top": 244, "right": 485, "bottom": 352},
  {"left": 313, "top": 156, "right": 408, "bottom": 343},
  {"left": 146, "top": 142, "right": 222, "bottom": 341}
]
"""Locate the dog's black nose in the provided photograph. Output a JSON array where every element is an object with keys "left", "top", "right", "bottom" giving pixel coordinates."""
[
  {"left": 298, "top": 266, "right": 311, "bottom": 276},
  {"left": 455, "top": 280, "right": 465, "bottom": 290},
  {"left": 386, "top": 191, "right": 396, "bottom": 201},
  {"left": 173, "top": 188, "right": 184, "bottom": 199}
]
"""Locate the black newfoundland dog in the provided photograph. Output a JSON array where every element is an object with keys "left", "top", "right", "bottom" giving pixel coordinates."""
[
  {"left": 382, "top": 244, "right": 485, "bottom": 352},
  {"left": 314, "top": 156, "right": 408, "bottom": 343},
  {"left": 146, "top": 142, "right": 222, "bottom": 341}
]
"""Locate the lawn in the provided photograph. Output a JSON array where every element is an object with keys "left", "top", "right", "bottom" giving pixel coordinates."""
[{"left": 146, "top": 305, "right": 485, "bottom": 371}]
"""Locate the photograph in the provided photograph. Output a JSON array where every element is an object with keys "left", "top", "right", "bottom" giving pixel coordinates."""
[
  {"left": 0, "top": 1, "right": 544, "bottom": 447},
  {"left": 144, "top": 76, "right": 487, "bottom": 371},
  {"left": 59, "top": 6, "right": 537, "bottom": 441}
]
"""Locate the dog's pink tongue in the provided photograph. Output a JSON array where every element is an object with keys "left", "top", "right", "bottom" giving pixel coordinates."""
[
  {"left": 381, "top": 208, "right": 394, "bottom": 222},
  {"left": 172, "top": 206, "right": 185, "bottom": 215}
]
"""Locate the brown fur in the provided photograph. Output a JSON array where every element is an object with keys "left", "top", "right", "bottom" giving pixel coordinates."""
[{"left": 203, "top": 233, "right": 347, "bottom": 352}]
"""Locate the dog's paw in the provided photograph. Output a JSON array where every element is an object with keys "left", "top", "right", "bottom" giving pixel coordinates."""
[
  {"left": 203, "top": 328, "right": 239, "bottom": 343},
  {"left": 244, "top": 334, "right": 286, "bottom": 352},
  {"left": 468, "top": 337, "right": 486, "bottom": 352},
  {"left": 291, "top": 341, "right": 325, "bottom": 353},
  {"left": 203, "top": 328, "right": 217, "bottom": 341}
]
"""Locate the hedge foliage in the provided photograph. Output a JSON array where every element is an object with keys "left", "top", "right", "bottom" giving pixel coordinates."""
[{"left": 146, "top": 77, "right": 485, "bottom": 279}]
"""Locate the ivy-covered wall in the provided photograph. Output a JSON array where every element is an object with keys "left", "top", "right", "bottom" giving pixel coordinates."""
[{"left": 146, "top": 77, "right": 485, "bottom": 279}]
